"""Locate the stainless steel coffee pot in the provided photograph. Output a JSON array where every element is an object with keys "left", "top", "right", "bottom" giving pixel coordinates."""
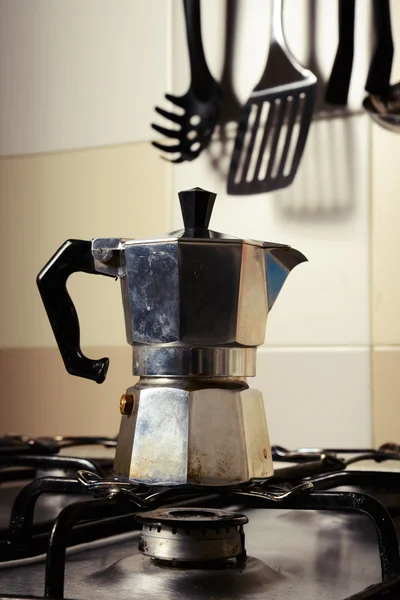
[{"left": 38, "top": 188, "right": 306, "bottom": 486}]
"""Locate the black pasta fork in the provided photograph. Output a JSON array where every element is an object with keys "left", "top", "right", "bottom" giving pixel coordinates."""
[{"left": 152, "top": 0, "right": 222, "bottom": 163}]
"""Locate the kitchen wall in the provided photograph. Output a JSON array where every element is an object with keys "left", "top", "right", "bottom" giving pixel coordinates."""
[
  {"left": 0, "top": 0, "right": 172, "bottom": 435},
  {"left": 0, "top": 1, "right": 399, "bottom": 449},
  {"left": 371, "top": 0, "right": 400, "bottom": 446},
  {"left": 170, "top": 0, "right": 373, "bottom": 448}
]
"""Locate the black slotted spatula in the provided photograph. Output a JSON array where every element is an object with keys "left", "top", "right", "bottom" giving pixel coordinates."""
[{"left": 227, "top": 0, "right": 317, "bottom": 195}]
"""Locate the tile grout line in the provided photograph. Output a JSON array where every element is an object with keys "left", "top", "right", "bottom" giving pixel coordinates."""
[
  {"left": 368, "top": 119, "right": 374, "bottom": 446},
  {"left": 0, "top": 139, "right": 155, "bottom": 162}
]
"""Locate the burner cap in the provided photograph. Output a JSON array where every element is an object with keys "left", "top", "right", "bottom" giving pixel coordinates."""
[{"left": 136, "top": 507, "right": 248, "bottom": 563}]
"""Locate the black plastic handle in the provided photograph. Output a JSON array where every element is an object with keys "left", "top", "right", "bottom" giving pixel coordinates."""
[
  {"left": 37, "top": 240, "right": 109, "bottom": 384},
  {"left": 325, "top": 0, "right": 355, "bottom": 105},
  {"left": 183, "top": 0, "right": 215, "bottom": 98},
  {"left": 365, "top": 0, "right": 394, "bottom": 96}
]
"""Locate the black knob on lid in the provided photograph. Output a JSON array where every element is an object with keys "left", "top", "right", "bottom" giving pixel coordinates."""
[{"left": 178, "top": 188, "right": 216, "bottom": 230}]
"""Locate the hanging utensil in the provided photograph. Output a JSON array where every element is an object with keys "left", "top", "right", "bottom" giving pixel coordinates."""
[
  {"left": 227, "top": 0, "right": 316, "bottom": 195},
  {"left": 363, "top": 0, "right": 400, "bottom": 132},
  {"left": 217, "top": 0, "right": 241, "bottom": 128},
  {"left": 300, "top": 0, "right": 353, "bottom": 119},
  {"left": 151, "top": 0, "right": 222, "bottom": 163},
  {"left": 204, "top": 0, "right": 241, "bottom": 182},
  {"left": 303, "top": 0, "right": 326, "bottom": 115},
  {"left": 325, "top": 0, "right": 356, "bottom": 106},
  {"left": 364, "top": 83, "right": 400, "bottom": 132},
  {"left": 365, "top": 0, "right": 393, "bottom": 97}
]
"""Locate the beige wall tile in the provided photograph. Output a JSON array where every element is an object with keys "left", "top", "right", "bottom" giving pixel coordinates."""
[
  {"left": 0, "top": 346, "right": 373, "bottom": 445},
  {"left": 372, "top": 348, "right": 400, "bottom": 447},
  {"left": 0, "top": 346, "right": 136, "bottom": 437},
  {"left": 0, "top": 143, "right": 171, "bottom": 348},
  {"left": 371, "top": 1, "right": 400, "bottom": 345},
  {"left": 372, "top": 125, "right": 400, "bottom": 345}
]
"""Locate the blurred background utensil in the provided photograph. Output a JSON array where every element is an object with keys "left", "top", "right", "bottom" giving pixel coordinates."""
[
  {"left": 227, "top": 0, "right": 316, "bottom": 195},
  {"left": 205, "top": 0, "right": 240, "bottom": 181},
  {"left": 216, "top": 0, "right": 241, "bottom": 129},
  {"left": 365, "top": 0, "right": 393, "bottom": 98},
  {"left": 152, "top": 0, "right": 222, "bottom": 162},
  {"left": 363, "top": 0, "right": 400, "bottom": 132},
  {"left": 325, "top": 0, "right": 356, "bottom": 106},
  {"left": 364, "top": 84, "right": 400, "bottom": 132}
]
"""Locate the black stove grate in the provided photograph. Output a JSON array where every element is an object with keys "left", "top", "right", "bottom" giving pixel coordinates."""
[{"left": 2, "top": 435, "right": 400, "bottom": 600}]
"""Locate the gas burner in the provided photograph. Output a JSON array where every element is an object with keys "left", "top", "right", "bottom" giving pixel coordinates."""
[
  {"left": 3, "top": 443, "right": 400, "bottom": 599},
  {"left": 136, "top": 507, "right": 248, "bottom": 563}
]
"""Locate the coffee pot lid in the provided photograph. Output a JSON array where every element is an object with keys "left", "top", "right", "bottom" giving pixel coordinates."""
[
  {"left": 129, "top": 188, "right": 300, "bottom": 254},
  {"left": 150, "top": 187, "right": 287, "bottom": 248},
  {"left": 172, "top": 187, "right": 240, "bottom": 241}
]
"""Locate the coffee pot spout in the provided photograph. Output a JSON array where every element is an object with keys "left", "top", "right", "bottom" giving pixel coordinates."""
[{"left": 264, "top": 245, "right": 307, "bottom": 310}]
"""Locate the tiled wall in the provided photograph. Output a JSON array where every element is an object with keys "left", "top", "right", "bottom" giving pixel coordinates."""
[
  {"left": 371, "top": 59, "right": 400, "bottom": 444},
  {"left": 170, "top": 0, "right": 373, "bottom": 447},
  {"left": 370, "top": 0, "right": 400, "bottom": 447},
  {"left": 0, "top": 144, "right": 171, "bottom": 435},
  {"left": 0, "top": 1, "right": 173, "bottom": 436},
  {"left": 0, "top": 1, "right": 399, "bottom": 448}
]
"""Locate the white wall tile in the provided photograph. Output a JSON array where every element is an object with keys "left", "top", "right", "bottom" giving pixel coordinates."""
[
  {"left": 0, "top": 0, "right": 171, "bottom": 155},
  {"left": 253, "top": 346, "right": 371, "bottom": 448},
  {"left": 172, "top": 114, "right": 370, "bottom": 346},
  {"left": 372, "top": 124, "right": 400, "bottom": 345}
]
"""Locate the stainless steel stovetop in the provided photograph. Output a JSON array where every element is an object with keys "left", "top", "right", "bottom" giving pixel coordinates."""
[{"left": 1, "top": 436, "right": 400, "bottom": 600}]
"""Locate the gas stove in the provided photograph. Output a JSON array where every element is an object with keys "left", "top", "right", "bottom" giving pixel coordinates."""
[{"left": 1, "top": 435, "right": 400, "bottom": 599}]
